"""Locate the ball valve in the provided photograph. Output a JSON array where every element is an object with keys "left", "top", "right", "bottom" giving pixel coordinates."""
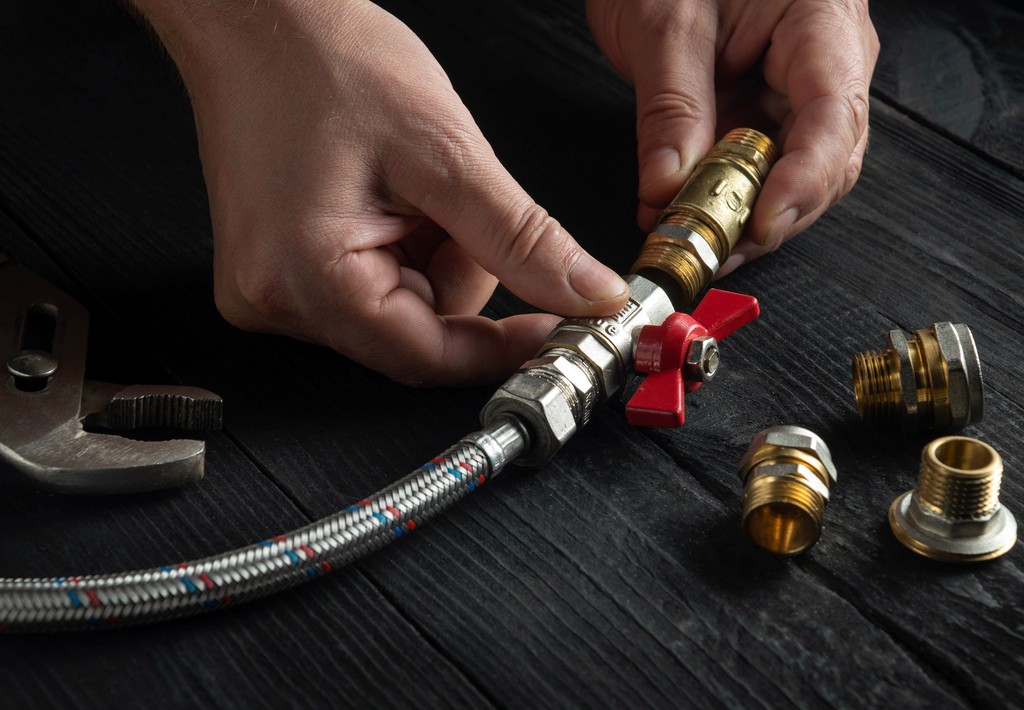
[{"left": 625, "top": 289, "right": 760, "bottom": 427}]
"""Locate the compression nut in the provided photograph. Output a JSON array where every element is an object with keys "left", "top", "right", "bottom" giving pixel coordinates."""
[
  {"left": 737, "top": 425, "right": 838, "bottom": 555},
  {"left": 852, "top": 322, "right": 983, "bottom": 434},
  {"left": 889, "top": 436, "right": 1016, "bottom": 562},
  {"left": 631, "top": 128, "right": 778, "bottom": 309}
]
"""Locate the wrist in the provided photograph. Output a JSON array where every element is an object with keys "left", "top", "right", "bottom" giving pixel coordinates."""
[{"left": 127, "top": 0, "right": 355, "bottom": 98}]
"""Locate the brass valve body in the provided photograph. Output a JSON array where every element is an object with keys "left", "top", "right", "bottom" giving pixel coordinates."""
[
  {"left": 737, "top": 426, "right": 838, "bottom": 555},
  {"left": 852, "top": 322, "right": 983, "bottom": 434},
  {"left": 631, "top": 128, "right": 778, "bottom": 309},
  {"left": 889, "top": 436, "right": 1016, "bottom": 562}
]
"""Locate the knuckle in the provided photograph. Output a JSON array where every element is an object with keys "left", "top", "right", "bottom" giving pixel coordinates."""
[
  {"left": 211, "top": 236, "right": 290, "bottom": 331},
  {"left": 809, "top": 158, "right": 835, "bottom": 209},
  {"left": 843, "top": 147, "right": 865, "bottom": 197},
  {"left": 425, "top": 122, "right": 475, "bottom": 182},
  {"left": 412, "top": 117, "right": 486, "bottom": 190},
  {"left": 499, "top": 203, "right": 574, "bottom": 272},
  {"left": 231, "top": 264, "right": 293, "bottom": 323},
  {"left": 842, "top": 84, "right": 871, "bottom": 139},
  {"left": 637, "top": 90, "right": 708, "bottom": 141}
]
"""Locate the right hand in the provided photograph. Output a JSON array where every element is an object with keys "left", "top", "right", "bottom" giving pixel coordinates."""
[{"left": 133, "top": 0, "right": 629, "bottom": 385}]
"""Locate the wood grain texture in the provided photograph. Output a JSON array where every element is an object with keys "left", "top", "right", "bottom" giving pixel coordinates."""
[
  {"left": 0, "top": 0, "right": 1022, "bottom": 708},
  {"left": 870, "top": 0, "right": 1024, "bottom": 177}
]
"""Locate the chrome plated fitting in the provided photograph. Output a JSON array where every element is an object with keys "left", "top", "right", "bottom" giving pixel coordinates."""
[
  {"left": 737, "top": 425, "right": 838, "bottom": 555},
  {"left": 890, "top": 436, "right": 1017, "bottom": 562},
  {"left": 853, "top": 322, "right": 983, "bottom": 434},
  {"left": 481, "top": 274, "right": 673, "bottom": 466}
]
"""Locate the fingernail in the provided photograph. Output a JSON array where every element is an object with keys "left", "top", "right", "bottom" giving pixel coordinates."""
[
  {"left": 639, "top": 147, "right": 682, "bottom": 191},
  {"left": 715, "top": 253, "right": 746, "bottom": 280},
  {"left": 569, "top": 257, "right": 628, "bottom": 303},
  {"left": 764, "top": 206, "right": 800, "bottom": 246}
]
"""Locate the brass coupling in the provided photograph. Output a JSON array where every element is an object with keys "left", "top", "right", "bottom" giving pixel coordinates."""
[
  {"left": 889, "top": 436, "right": 1017, "bottom": 562},
  {"left": 737, "top": 426, "right": 838, "bottom": 555},
  {"left": 631, "top": 128, "right": 778, "bottom": 309},
  {"left": 852, "top": 322, "right": 983, "bottom": 434}
]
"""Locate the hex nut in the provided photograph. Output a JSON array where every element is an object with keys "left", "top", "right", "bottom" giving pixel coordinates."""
[
  {"left": 746, "top": 461, "right": 832, "bottom": 500},
  {"left": 521, "top": 354, "right": 599, "bottom": 425},
  {"left": 932, "top": 322, "right": 983, "bottom": 430},
  {"left": 739, "top": 425, "right": 838, "bottom": 487},
  {"left": 624, "top": 272, "right": 677, "bottom": 328},
  {"left": 684, "top": 336, "right": 719, "bottom": 383},
  {"left": 648, "top": 226, "right": 720, "bottom": 278},
  {"left": 885, "top": 329, "right": 920, "bottom": 432},
  {"left": 540, "top": 330, "right": 620, "bottom": 398},
  {"left": 481, "top": 370, "right": 577, "bottom": 467}
]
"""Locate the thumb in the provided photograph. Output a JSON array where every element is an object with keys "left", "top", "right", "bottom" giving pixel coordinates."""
[
  {"left": 628, "top": 9, "right": 718, "bottom": 209},
  {"left": 397, "top": 123, "right": 628, "bottom": 317}
]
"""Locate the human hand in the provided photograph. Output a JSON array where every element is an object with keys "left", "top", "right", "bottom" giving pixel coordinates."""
[
  {"left": 132, "top": 0, "right": 628, "bottom": 385},
  {"left": 586, "top": 0, "right": 880, "bottom": 275}
]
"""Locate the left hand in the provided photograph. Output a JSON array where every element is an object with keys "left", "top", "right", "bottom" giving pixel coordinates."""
[{"left": 586, "top": 0, "right": 880, "bottom": 275}]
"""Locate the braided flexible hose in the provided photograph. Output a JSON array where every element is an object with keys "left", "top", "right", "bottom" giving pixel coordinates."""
[{"left": 0, "top": 418, "right": 527, "bottom": 632}]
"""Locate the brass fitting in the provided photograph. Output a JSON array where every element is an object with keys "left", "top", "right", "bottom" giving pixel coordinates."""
[
  {"left": 852, "top": 322, "right": 983, "bottom": 434},
  {"left": 737, "top": 426, "right": 838, "bottom": 555},
  {"left": 631, "top": 128, "right": 778, "bottom": 309},
  {"left": 889, "top": 436, "right": 1016, "bottom": 562}
]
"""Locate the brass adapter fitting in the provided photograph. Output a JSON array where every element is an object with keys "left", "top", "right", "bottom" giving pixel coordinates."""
[
  {"left": 852, "top": 322, "right": 983, "bottom": 434},
  {"left": 889, "top": 436, "right": 1017, "bottom": 562},
  {"left": 631, "top": 128, "right": 778, "bottom": 309},
  {"left": 737, "top": 426, "right": 838, "bottom": 555}
]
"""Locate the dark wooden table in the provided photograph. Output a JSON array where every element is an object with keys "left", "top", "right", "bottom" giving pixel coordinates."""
[{"left": 2, "top": 1, "right": 1022, "bottom": 707}]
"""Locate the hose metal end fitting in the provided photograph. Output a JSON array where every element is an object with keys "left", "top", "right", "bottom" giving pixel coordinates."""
[
  {"left": 631, "top": 128, "right": 778, "bottom": 309},
  {"left": 890, "top": 436, "right": 1016, "bottom": 562},
  {"left": 737, "top": 425, "right": 838, "bottom": 555},
  {"left": 852, "top": 322, "right": 983, "bottom": 434}
]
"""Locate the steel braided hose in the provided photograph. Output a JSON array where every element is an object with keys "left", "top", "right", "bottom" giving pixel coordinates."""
[{"left": 0, "top": 417, "right": 528, "bottom": 632}]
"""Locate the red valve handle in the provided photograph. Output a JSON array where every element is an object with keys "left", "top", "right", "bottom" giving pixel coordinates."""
[{"left": 625, "top": 289, "right": 759, "bottom": 428}]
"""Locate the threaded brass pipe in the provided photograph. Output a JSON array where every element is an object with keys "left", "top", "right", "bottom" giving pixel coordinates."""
[
  {"left": 852, "top": 322, "right": 984, "bottom": 434},
  {"left": 631, "top": 128, "right": 778, "bottom": 309},
  {"left": 737, "top": 426, "right": 838, "bottom": 555},
  {"left": 917, "top": 437, "right": 1001, "bottom": 518},
  {"left": 889, "top": 436, "right": 1016, "bottom": 562}
]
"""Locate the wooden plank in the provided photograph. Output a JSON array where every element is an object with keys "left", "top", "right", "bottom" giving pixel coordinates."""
[
  {"left": 870, "top": 0, "right": 1024, "bottom": 176},
  {"left": 1, "top": 0, "right": 1021, "bottom": 707}
]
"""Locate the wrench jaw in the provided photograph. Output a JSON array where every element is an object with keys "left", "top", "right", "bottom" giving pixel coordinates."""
[
  {"left": 2, "top": 427, "right": 208, "bottom": 494},
  {"left": 1, "top": 263, "right": 223, "bottom": 495}
]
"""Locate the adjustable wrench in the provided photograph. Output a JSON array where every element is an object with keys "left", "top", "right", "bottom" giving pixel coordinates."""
[{"left": 0, "top": 259, "right": 222, "bottom": 494}]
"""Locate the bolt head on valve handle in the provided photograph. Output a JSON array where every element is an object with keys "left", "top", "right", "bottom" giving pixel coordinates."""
[{"left": 625, "top": 289, "right": 760, "bottom": 428}]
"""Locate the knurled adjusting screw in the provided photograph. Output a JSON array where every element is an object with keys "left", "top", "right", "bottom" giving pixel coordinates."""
[
  {"left": 737, "top": 425, "right": 838, "bottom": 555},
  {"left": 890, "top": 436, "right": 1017, "bottom": 562},
  {"left": 852, "top": 322, "right": 983, "bottom": 434}
]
